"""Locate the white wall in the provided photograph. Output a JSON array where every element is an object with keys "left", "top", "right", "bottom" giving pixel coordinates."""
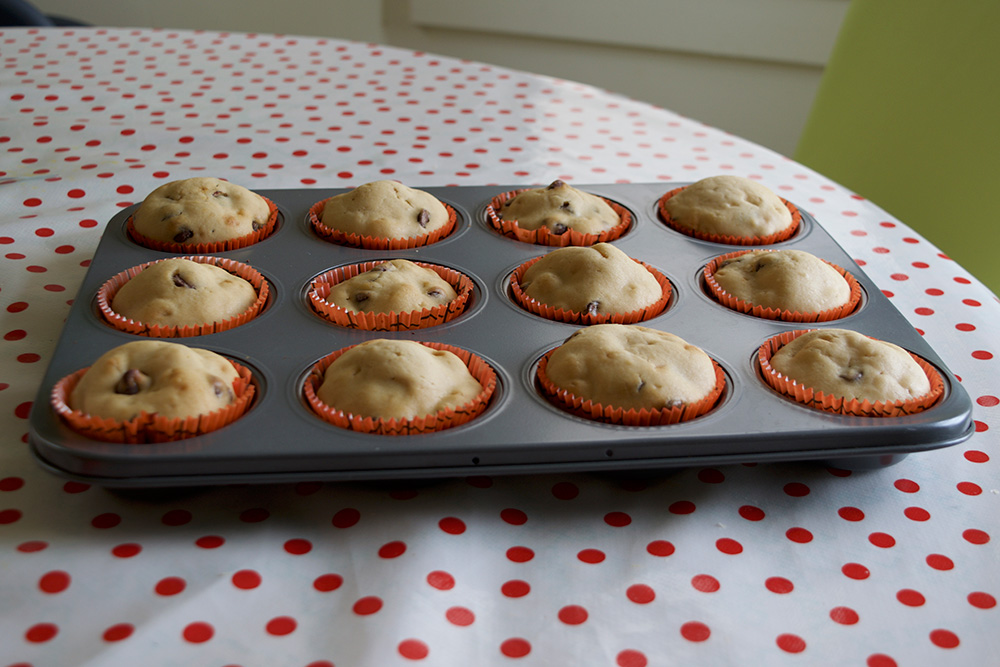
[{"left": 33, "top": 0, "right": 846, "bottom": 157}]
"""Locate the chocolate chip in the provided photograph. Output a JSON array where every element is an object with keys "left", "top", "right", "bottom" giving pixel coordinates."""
[
  {"left": 375, "top": 262, "right": 394, "bottom": 272},
  {"left": 115, "top": 369, "right": 144, "bottom": 395},
  {"left": 586, "top": 301, "right": 600, "bottom": 315},
  {"left": 173, "top": 228, "right": 194, "bottom": 243},
  {"left": 251, "top": 220, "right": 263, "bottom": 232},
  {"left": 637, "top": 380, "right": 646, "bottom": 392},
  {"left": 417, "top": 209, "right": 430, "bottom": 228},
  {"left": 427, "top": 288, "right": 444, "bottom": 298},
  {"left": 212, "top": 190, "right": 228, "bottom": 198},
  {"left": 547, "top": 179, "right": 565, "bottom": 190},
  {"left": 754, "top": 260, "right": 768, "bottom": 272},
  {"left": 551, "top": 223, "right": 568, "bottom": 235},
  {"left": 560, "top": 201, "right": 572, "bottom": 209},
  {"left": 211, "top": 378, "right": 232, "bottom": 400},
  {"left": 354, "top": 292, "right": 370, "bottom": 303},
  {"left": 172, "top": 272, "right": 195, "bottom": 289}
]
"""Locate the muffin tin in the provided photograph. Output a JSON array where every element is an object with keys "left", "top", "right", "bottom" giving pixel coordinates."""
[{"left": 28, "top": 183, "right": 975, "bottom": 487}]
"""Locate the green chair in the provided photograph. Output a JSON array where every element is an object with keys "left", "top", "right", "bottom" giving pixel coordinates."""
[{"left": 794, "top": 0, "right": 1000, "bottom": 295}]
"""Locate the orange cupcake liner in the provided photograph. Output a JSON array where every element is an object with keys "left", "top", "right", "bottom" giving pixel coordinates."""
[
  {"left": 657, "top": 186, "right": 801, "bottom": 245},
  {"left": 126, "top": 196, "right": 279, "bottom": 253},
  {"left": 536, "top": 350, "right": 726, "bottom": 426},
  {"left": 51, "top": 360, "right": 256, "bottom": 444},
  {"left": 308, "top": 198, "right": 458, "bottom": 249},
  {"left": 703, "top": 250, "right": 862, "bottom": 323},
  {"left": 757, "top": 329, "right": 944, "bottom": 417},
  {"left": 303, "top": 342, "right": 498, "bottom": 435},
  {"left": 307, "top": 261, "right": 474, "bottom": 331},
  {"left": 510, "top": 255, "right": 672, "bottom": 325},
  {"left": 96, "top": 256, "right": 270, "bottom": 338},
  {"left": 485, "top": 189, "right": 632, "bottom": 247}
]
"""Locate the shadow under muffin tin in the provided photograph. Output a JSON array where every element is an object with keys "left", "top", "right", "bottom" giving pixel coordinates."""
[{"left": 28, "top": 183, "right": 974, "bottom": 487}]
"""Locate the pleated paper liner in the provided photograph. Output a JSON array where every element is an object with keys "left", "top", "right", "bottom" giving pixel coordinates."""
[
  {"left": 96, "top": 256, "right": 270, "bottom": 338},
  {"left": 126, "top": 196, "right": 279, "bottom": 253},
  {"left": 703, "top": 250, "right": 862, "bottom": 322},
  {"left": 303, "top": 342, "right": 498, "bottom": 435},
  {"left": 50, "top": 360, "right": 256, "bottom": 444},
  {"left": 308, "top": 198, "right": 458, "bottom": 249},
  {"left": 485, "top": 189, "right": 632, "bottom": 247},
  {"left": 536, "top": 350, "right": 727, "bottom": 426},
  {"left": 510, "top": 255, "right": 672, "bottom": 325},
  {"left": 307, "top": 261, "right": 474, "bottom": 331},
  {"left": 757, "top": 329, "right": 945, "bottom": 417},
  {"left": 657, "top": 186, "right": 801, "bottom": 245}
]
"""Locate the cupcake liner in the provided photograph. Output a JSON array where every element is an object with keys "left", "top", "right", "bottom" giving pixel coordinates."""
[
  {"left": 304, "top": 342, "right": 497, "bottom": 435},
  {"left": 96, "top": 256, "right": 270, "bottom": 338},
  {"left": 126, "top": 196, "right": 279, "bottom": 253},
  {"left": 307, "top": 261, "right": 474, "bottom": 331},
  {"left": 757, "top": 329, "right": 945, "bottom": 417},
  {"left": 51, "top": 360, "right": 256, "bottom": 444},
  {"left": 703, "top": 250, "right": 862, "bottom": 322},
  {"left": 536, "top": 350, "right": 726, "bottom": 426},
  {"left": 510, "top": 255, "right": 672, "bottom": 325},
  {"left": 485, "top": 189, "right": 632, "bottom": 247},
  {"left": 657, "top": 186, "right": 801, "bottom": 245},
  {"left": 309, "top": 198, "right": 458, "bottom": 249}
]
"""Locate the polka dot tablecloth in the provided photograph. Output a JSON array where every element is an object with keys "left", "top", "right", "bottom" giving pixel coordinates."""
[{"left": 1, "top": 27, "right": 998, "bottom": 667}]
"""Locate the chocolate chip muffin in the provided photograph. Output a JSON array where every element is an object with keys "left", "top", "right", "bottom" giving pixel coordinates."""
[
  {"left": 320, "top": 180, "right": 450, "bottom": 240},
  {"left": 325, "top": 259, "right": 458, "bottom": 314},
  {"left": 498, "top": 180, "right": 619, "bottom": 235},
  {"left": 711, "top": 249, "right": 852, "bottom": 314},
  {"left": 132, "top": 177, "right": 271, "bottom": 245}
]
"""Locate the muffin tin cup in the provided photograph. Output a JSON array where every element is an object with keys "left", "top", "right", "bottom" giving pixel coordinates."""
[
  {"left": 657, "top": 186, "right": 801, "bottom": 245},
  {"left": 703, "top": 250, "right": 863, "bottom": 323},
  {"left": 510, "top": 255, "right": 672, "bottom": 325},
  {"left": 485, "top": 189, "right": 632, "bottom": 246},
  {"left": 96, "top": 256, "right": 270, "bottom": 337},
  {"left": 308, "top": 198, "right": 459, "bottom": 249},
  {"left": 757, "top": 329, "right": 945, "bottom": 417},
  {"left": 50, "top": 360, "right": 256, "bottom": 444},
  {"left": 536, "top": 350, "right": 727, "bottom": 426},
  {"left": 307, "top": 261, "right": 475, "bottom": 331},
  {"left": 125, "top": 197, "right": 280, "bottom": 253},
  {"left": 303, "top": 341, "right": 498, "bottom": 435}
]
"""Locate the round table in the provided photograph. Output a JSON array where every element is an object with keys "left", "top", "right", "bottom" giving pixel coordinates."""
[{"left": 1, "top": 27, "right": 997, "bottom": 667}]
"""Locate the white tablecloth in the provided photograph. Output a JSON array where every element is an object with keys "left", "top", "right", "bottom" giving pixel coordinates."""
[{"left": 1, "top": 27, "right": 997, "bottom": 667}]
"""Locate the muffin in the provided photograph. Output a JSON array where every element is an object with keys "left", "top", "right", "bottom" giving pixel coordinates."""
[
  {"left": 131, "top": 177, "right": 274, "bottom": 249},
  {"left": 659, "top": 175, "right": 799, "bottom": 244},
  {"left": 53, "top": 340, "right": 255, "bottom": 442},
  {"left": 537, "top": 324, "right": 725, "bottom": 425},
  {"left": 513, "top": 243, "right": 668, "bottom": 322},
  {"left": 326, "top": 259, "right": 458, "bottom": 314},
  {"left": 315, "top": 180, "right": 454, "bottom": 247},
  {"left": 706, "top": 249, "right": 859, "bottom": 321},
  {"left": 110, "top": 258, "right": 258, "bottom": 327},
  {"left": 759, "top": 329, "right": 943, "bottom": 416}
]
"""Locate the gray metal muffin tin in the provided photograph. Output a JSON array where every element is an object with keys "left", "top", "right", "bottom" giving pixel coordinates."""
[{"left": 28, "top": 184, "right": 975, "bottom": 487}]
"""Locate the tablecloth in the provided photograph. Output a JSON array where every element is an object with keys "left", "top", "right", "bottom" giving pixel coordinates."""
[{"left": 1, "top": 27, "right": 997, "bottom": 667}]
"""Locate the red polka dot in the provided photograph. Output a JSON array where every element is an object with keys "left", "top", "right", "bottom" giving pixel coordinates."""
[
  {"left": 786, "top": 527, "right": 813, "bottom": 543},
  {"left": 738, "top": 505, "right": 765, "bottom": 521},
  {"left": 626, "top": 584, "right": 655, "bottom": 604},
  {"left": 838, "top": 506, "right": 865, "bottom": 521},
  {"left": 894, "top": 479, "right": 920, "bottom": 493},
  {"left": 765, "top": 577, "right": 794, "bottom": 594},
  {"left": 558, "top": 605, "right": 588, "bottom": 625},
  {"left": 353, "top": 596, "right": 383, "bottom": 615},
  {"left": 897, "top": 589, "right": 925, "bottom": 606},
  {"left": 968, "top": 592, "right": 996, "bottom": 609},
  {"left": 963, "top": 529, "right": 990, "bottom": 545},
  {"left": 439, "top": 517, "right": 466, "bottom": 534},
  {"left": 957, "top": 482, "right": 982, "bottom": 495},
  {"left": 965, "top": 450, "right": 990, "bottom": 463},
  {"left": 67, "top": 188, "right": 85, "bottom": 198},
  {"left": 716, "top": 538, "right": 743, "bottom": 554},
  {"left": 697, "top": 468, "right": 725, "bottom": 483},
  {"left": 604, "top": 511, "right": 632, "bottom": 527},
  {"left": 830, "top": 606, "right": 859, "bottom": 625},
  {"left": 977, "top": 395, "right": 998, "bottom": 407},
  {"left": 926, "top": 554, "right": 954, "bottom": 570},
  {"left": 18, "top": 540, "right": 48, "bottom": 553},
  {"left": 233, "top": 570, "right": 262, "bottom": 590},
  {"left": 418, "top": 570, "right": 454, "bottom": 592},
  {"left": 680, "top": 621, "right": 711, "bottom": 642},
  {"left": 446, "top": 606, "right": 475, "bottom": 626},
  {"left": 379, "top": 541, "right": 407, "bottom": 558},
  {"left": 266, "top": 616, "right": 297, "bottom": 636},
  {"left": 182, "top": 622, "right": 214, "bottom": 643},
  {"left": 0, "top": 476, "right": 24, "bottom": 491},
  {"left": 668, "top": 500, "right": 696, "bottom": 514},
  {"left": 616, "top": 649, "right": 648, "bottom": 667},
  {"left": 578, "top": 548, "right": 606, "bottom": 563},
  {"left": 691, "top": 574, "right": 720, "bottom": 592},
  {"left": 0, "top": 508, "right": 20, "bottom": 524},
  {"left": 240, "top": 507, "right": 270, "bottom": 522},
  {"left": 776, "top": 633, "right": 807, "bottom": 653},
  {"left": 867, "top": 654, "right": 898, "bottom": 667},
  {"left": 103, "top": 623, "right": 134, "bottom": 642},
  {"left": 38, "top": 570, "right": 70, "bottom": 593},
  {"left": 331, "top": 508, "right": 360, "bottom": 528},
  {"left": 972, "top": 350, "right": 994, "bottom": 360},
  {"left": 929, "top": 629, "right": 960, "bottom": 649},
  {"left": 25, "top": 622, "right": 58, "bottom": 643},
  {"left": 23, "top": 198, "right": 42, "bottom": 207},
  {"left": 506, "top": 546, "right": 534, "bottom": 563},
  {"left": 501, "top": 508, "right": 527, "bottom": 525},
  {"left": 195, "top": 535, "right": 224, "bottom": 549},
  {"left": 155, "top": 576, "right": 186, "bottom": 596},
  {"left": 111, "top": 543, "right": 141, "bottom": 558},
  {"left": 92, "top": 512, "right": 121, "bottom": 529},
  {"left": 551, "top": 481, "right": 579, "bottom": 499},
  {"left": 500, "top": 638, "right": 531, "bottom": 658},
  {"left": 869, "top": 532, "right": 896, "bottom": 548},
  {"left": 842, "top": 563, "right": 870, "bottom": 580},
  {"left": 501, "top": 580, "right": 530, "bottom": 597},
  {"left": 63, "top": 481, "right": 89, "bottom": 494},
  {"left": 646, "top": 540, "right": 675, "bottom": 557},
  {"left": 399, "top": 639, "right": 430, "bottom": 660},
  {"left": 783, "top": 482, "right": 810, "bottom": 497},
  {"left": 284, "top": 538, "right": 312, "bottom": 555}
]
